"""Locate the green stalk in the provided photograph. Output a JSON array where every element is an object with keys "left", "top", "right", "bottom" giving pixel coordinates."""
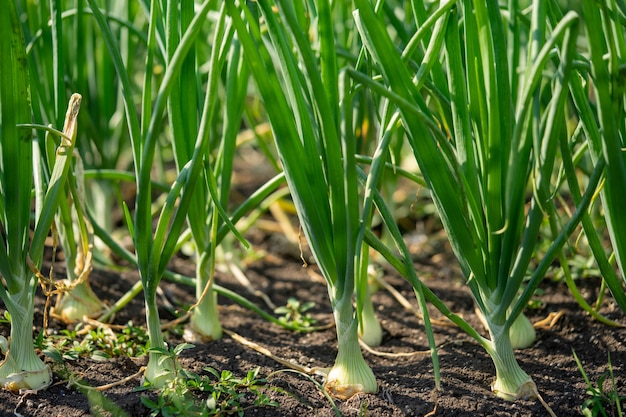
[
  {"left": 357, "top": 248, "right": 383, "bottom": 348},
  {"left": 497, "top": 9, "right": 580, "bottom": 318},
  {"left": 141, "top": 168, "right": 186, "bottom": 386},
  {"left": 544, "top": 0, "right": 626, "bottom": 312},
  {"left": 366, "top": 155, "right": 605, "bottom": 396},
  {"left": 507, "top": 160, "right": 607, "bottom": 326},
  {"left": 555, "top": 120, "right": 624, "bottom": 325},
  {"left": 92, "top": 172, "right": 287, "bottom": 324},
  {"left": 191, "top": 40, "right": 251, "bottom": 341},
  {"left": 143, "top": 292, "right": 175, "bottom": 387},
  {"left": 49, "top": 0, "right": 66, "bottom": 128},
  {"left": 167, "top": 0, "right": 216, "bottom": 342}
]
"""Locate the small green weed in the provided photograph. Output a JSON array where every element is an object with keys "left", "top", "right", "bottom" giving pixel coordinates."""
[
  {"left": 140, "top": 344, "right": 278, "bottom": 416},
  {"left": 0, "top": 311, "right": 10, "bottom": 325},
  {"left": 574, "top": 350, "right": 625, "bottom": 417},
  {"left": 41, "top": 322, "right": 149, "bottom": 362},
  {"left": 274, "top": 297, "right": 317, "bottom": 329}
]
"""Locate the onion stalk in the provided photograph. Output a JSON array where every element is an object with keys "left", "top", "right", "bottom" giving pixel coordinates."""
[
  {"left": 0, "top": 2, "right": 82, "bottom": 391},
  {"left": 484, "top": 325, "right": 537, "bottom": 401},
  {"left": 326, "top": 296, "right": 377, "bottom": 399},
  {"left": 0, "top": 287, "right": 53, "bottom": 393}
]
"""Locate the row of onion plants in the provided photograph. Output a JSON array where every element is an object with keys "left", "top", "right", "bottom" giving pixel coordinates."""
[{"left": 0, "top": 1, "right": 624, "bottom": 412}]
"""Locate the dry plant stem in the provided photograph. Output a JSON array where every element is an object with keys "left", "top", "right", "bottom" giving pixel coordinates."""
[
  {"left": 374, "top": 275, "right": 454, "bottom": 327},
  {"left": 358, "top": 339, "right": 431, "bottom": 358},
  {"left": 249, "top": 219, "right": 285, "bottom": 234},
  {"left": 537, "top": 393, "right": 558, "bottom": 417},
  {"left": 161, "top": 311, "right": 192, "bottom": 332},
  {"left": 268, "top": 201, "right": 299, "bottom": 244},
  {"left": 423, "top": 403, "right": 438, "bottom": 417},
  {"left": 82, "top": 315, "right": 187, "bottom": 334},
  {"left": 305, "top": 268, "right": 328, "bottom": 285},
  {"left": 52, "top": 152, "right": 105, "bottom": 323},
  {"left": 42, "top": 240, "right": 103, "bottom": 323},
  {"left": 227, "top": 297, "right": 376, "bottom": 397},
  {"left": 533, "top": 311, "right": 566, "bottom": 330},
  {"left": 28, "top": 255, "right": 54, "bottom": 336},
  {"left": 59, "top": 95, "right": 82, "bottom": 148},
  {"left": 224, "top": 329, "right": 326, "bottom": 377},
  {"left": 81, "top": 317, "right": 130, "bottom": 332},
  {"left": 222, "top": 252, "right": 276, "bottom": 310},
  {"left": 69, "top": 366, "right": 146, "bottom": 392}
]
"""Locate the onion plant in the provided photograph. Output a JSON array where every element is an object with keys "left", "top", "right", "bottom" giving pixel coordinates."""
[
  {"left": 354, "top": 0, "right": 584, "bottom": 400},
  {"left": 226, "top": 0, "right": 383, "bottom": 398},
  {"left": 0, "top": 2, "right": 82, "bottom": 392},
  {"left": 226, "top": 0, "right": 440, "bottom": 399},
  {"left": 558, "top": 0, "right": 626, "bottom": 313},
  {"left": 86, "top": 0, "right": 226, "bottom": 387},
  {"left": 166, "top": 1, "right": 249, "bottom": 343}
]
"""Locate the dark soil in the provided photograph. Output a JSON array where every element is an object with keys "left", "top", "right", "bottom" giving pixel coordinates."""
[{"left": 0, "top": 229, "right": 625, "bottom": 417}]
